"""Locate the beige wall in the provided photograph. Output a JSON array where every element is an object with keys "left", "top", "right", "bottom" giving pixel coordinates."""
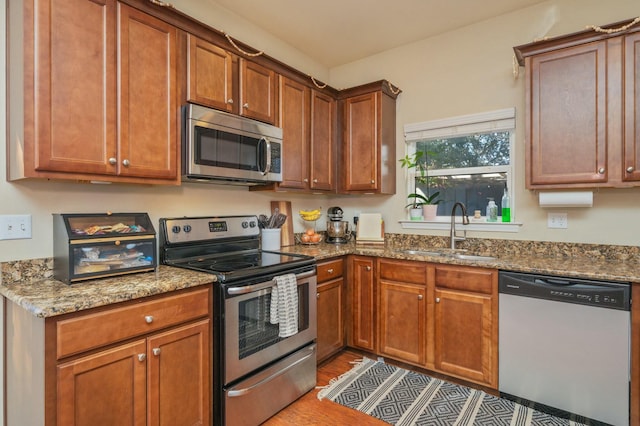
[{"left": 2, "top": 0, "right": 639, "bottom": 263}]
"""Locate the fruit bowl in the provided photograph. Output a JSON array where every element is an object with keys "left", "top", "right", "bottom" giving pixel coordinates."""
[{"left": 295, "top": 233, "right": 323, "bottom": 245}]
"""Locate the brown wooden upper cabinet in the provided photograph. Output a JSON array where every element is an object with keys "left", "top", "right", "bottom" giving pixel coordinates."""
[
  {"left": 7, "top": 0, "right": 179, "bottom": 184},
  {"left": 515, "top": 18, "right": 640, "bottom": 188},
  {"left": 240, "top": 59, "right": 278, "bottom": 124},
  {"left": 277, "top": 76, "right": 336, "bottom": 192},
  {"left": 186, "top": 34, "right": 235, "bottom": 113},
  {"left": 339, "top": 81, "right": 400, "bottom": 194}
]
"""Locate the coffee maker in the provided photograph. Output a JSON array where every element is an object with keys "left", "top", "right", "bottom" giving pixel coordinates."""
[{"left": 326, "top": 207, "right": 351, "bottom": 244}]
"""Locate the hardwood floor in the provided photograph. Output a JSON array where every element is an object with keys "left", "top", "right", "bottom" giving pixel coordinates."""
[{"left": 263, "top": 350, "right": 387, "bottom": 425}]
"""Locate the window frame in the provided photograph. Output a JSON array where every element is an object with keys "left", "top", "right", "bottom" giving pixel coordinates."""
[{"left": 400, "top": 108, "right": 521, "bottom": 233}]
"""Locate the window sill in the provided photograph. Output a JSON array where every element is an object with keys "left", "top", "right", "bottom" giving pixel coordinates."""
[{"left": 399, "top": 218, "right": 522, "bottom": 233}]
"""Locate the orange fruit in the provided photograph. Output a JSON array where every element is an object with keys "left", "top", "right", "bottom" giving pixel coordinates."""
[
  {"left": 310, "top": 234, "right": 321, "bottom": 243},
  {"left": 301, "top": 234, "right": 311, "bottom": 243},
  {"left": 305, "top": 228, "right": 315, "bottom": 236}
]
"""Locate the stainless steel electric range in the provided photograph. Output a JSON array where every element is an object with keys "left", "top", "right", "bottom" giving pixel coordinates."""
[{"left": 159, "top": 215, "right": 317, "bottom": 426}]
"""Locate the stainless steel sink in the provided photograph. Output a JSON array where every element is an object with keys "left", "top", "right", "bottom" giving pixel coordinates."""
[
  {"left": 401, "top": 249, "right": 445, "bottom": 257},
  {"left": 451, "top": 254, "right": 496, "bottom": 261}
]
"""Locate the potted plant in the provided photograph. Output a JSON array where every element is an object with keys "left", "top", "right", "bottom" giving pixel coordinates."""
[{"left": 400, "top": 151, "right": 441, "bottom": 220}]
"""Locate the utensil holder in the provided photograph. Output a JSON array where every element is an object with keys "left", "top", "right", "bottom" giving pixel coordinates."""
[{"left": 261, "top": 228, "right": 281, "bottom": 251}]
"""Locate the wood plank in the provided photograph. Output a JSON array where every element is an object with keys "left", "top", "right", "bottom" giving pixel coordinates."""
[{"left": 271, "top": 200, "right": 295, "bottom": 246}]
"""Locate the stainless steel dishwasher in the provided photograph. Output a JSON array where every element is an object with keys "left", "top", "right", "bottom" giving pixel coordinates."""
[{"left": 499, "top": 271, "right": 630, "bottom": 426}]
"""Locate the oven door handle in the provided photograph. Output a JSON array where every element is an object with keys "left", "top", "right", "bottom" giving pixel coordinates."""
[
  {"left": 226, "top": 345, "right": 315, "bottom": 397},
  {"left": 226, "top": 270, "right": 316, "bottom": 295}
]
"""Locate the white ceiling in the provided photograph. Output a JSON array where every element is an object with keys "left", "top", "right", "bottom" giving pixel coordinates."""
[{"left": 206, "top": 0, "right": 548, "bottom": 68}]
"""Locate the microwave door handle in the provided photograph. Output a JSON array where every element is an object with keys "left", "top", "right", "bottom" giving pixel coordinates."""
[{"left": 259, "top": 137, "right": 271, "bottom": 175}]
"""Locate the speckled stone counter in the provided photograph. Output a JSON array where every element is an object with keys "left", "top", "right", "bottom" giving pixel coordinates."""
[
  {"left": 281, "top": 234, "right": 640, "bottom": 283},
  {"left": 0, "top": 262, "right": 214, "bottom": 318},
  {"left": 3, "top": 234, "right": 639, "bottom": 318}
]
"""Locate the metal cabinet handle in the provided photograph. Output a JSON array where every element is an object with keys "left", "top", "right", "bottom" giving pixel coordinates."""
[
  {"left": 152, "top": 348, "right": 161, "bottom": 356},
  {"left": 108, "top": 157, "right": 117, "bottom": 165},
  {"left": 243, "top": 103, "right": 249, "bottom": 109},
  {"left": 313, "top": 179, "right": 318, "bottom": 183},
  {"left": 122, "top": 159, "right": 130, "bottom": 167},
  {"left": 303, "top": 178, "right": 309, "bottom": 183},
  {"left": 436, "top": 297, "right": 440, "bottom": 303},
  {"left": 316, "top": 293, "right": 320, "bottom": 299},
  {"left": 366, "top": 265, "right": 371, "bottom": 271},
  {"left": 227, "top": 99, "right": 234, "bottom": 104},
  {"left": 138, "top": 353, "right": 146, "bottom": 362},
  {"left": 627, "top": 166, "right": 634, "bottom": 173},
  {"left": 370, "top": 180, "right": 375, "bottom": 184},
  {"left": 145, "top": 315, "right": 154, "bottom": 324},
  {"left": 598, "top": 167, "right": 605, "bottom": 174},
  {"left": 418, "top": 294, "right": 423, "bottom": 300},
  {"left": 327, "top": 268, "right": 334, "bottom": 274}
]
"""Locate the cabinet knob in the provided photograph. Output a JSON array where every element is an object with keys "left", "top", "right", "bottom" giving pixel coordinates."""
[
  {"left": 152, "top": 348, "right": 161, "bottom": 356},
  {"left": 243, "top": 103, "right": 249, "bottom": 109},
  {"left": 313, "top": 179, "right": 318, "bottom": 183},
  {"left": 114, "top": 240, "right": 121, "bottom": 246},
  {"left": 370, "top": 180, "right": 375, "bottom": 184},
  {"left": 418, "top": 294, "right": 423, "bottom": 300},
  {"left": 303, "top": 178, "right": 309, "bottom": 183},
  {"left": 316, "top": 293, "right": 320, "bottom": 299},
  {"left": 144, "top": 315, "right": 154, "bottom": 324},
  {"left": 227, "top": 99, "right": 234, "bottom": 104},
  {"left": 108, "top": 157, "right": 117, "bottom": 165},
  {"left": 138, "top": 353, "right": 146, "bottom": 362},
  {"left": 366, "top": 266, "right": 371, "bottom": 271},
  {"left": 436, "top": 297, "right": 440, "bottom": 303},
  {"left": 627, "top": 166, "right": 635, "bottom": 173},
  {"left": 122, "top": 159, "right": 130, "bottom": 167},
  {"left": 598, "top": 167, "right": 605, "bottom": 174},
  {"left": 327, "top": 268, "right": 334, "bottom": 274}
]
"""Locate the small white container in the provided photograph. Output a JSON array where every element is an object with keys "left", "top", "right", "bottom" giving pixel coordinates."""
[{"left": 261, "top": 228, "right": 281, "bottom": 251}]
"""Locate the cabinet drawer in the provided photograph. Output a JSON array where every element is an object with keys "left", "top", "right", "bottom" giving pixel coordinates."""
[
  {"left": 317, "top": 258, "right": 344, "bottom": 283},
  {"left": 56, "top": 286, "right": 210, "bottom": 359},
  {"left": 433, "top": 265, "right": 495, "bottom": 294},
  {"left": 379, "top": 259, "right": 426, "bottom": 285}
]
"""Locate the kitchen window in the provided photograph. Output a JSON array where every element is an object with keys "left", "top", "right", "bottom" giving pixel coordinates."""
[{"left": 402, "top": 108, "right": 519, "bottom": 232}]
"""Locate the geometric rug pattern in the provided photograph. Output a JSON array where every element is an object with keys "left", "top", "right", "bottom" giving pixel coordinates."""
[{"left": 318, "top": 357, "right": 587, "bottom": 426}]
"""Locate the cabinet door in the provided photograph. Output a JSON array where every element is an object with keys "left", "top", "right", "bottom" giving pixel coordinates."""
[
  {"left": 349, "top": 256, "right": 376, "bottom": 351},
  {"left": 310, "top": 90, "right": 336, "bottom": 191},
  {"left": 118, "top": 4, "right": 178, "bottom": 180},
  {"left": 317, "top": 278, "right": 344, "bottom": 362},
  {"left": 32, "top": 0, "right": 117, "bottom": 175},
  {"left": 434, "top": 288, "right": 494, "bottom": 386},
  {"left": 378, "top": 282, "right": 425, "bottom": 365},
  {"left": 527, "top": 41, "right": 608, "bottom": 187},
  {"left": 279, "top": 76, "right": 310, "bottom": 189},
  {"left": 343, "top": 92, "right": 380, "bottom": 191},
  {"left": 624, "top": 32, "right": 640, "bottom": 182},
  {"left": 240, "top": 59, "right": 277, "bottom": 124},
  {"left": 187, "top": 35, "right": 234, "bottom": 112},
  {"left": 147, "top": 320, "right": 210, "bottom": 426},
  {"left": 57, "top": 340, "right": 147, "bottom": 426}
]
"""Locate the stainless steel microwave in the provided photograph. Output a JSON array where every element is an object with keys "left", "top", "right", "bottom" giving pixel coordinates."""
[{"left": 182, "top": 104, "right": 283, "bottom": 185}]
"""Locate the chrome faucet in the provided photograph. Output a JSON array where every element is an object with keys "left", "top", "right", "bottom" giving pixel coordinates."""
[{"left": 450, "top": 202, "right": 470, "bottom": 250}]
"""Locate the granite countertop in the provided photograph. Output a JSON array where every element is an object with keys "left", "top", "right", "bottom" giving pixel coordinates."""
[
  {"left": 0, "top": 263, "right": 214, "bottom": 318},
  {"left": 2, "top": 237, "right": 638, "bottom": 319}
]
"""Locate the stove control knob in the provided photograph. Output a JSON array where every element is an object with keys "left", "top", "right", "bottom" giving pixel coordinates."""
[
  {"left": 183, "top": 225, "right": 192, "bottom": 233},
  {"left": 242, "top": 221, "right": 249, "bottom": 228},
  {"left": 171, "top": 225, "right": 181, "bottom": 234},
  {"left": 249, "top": 221, "right": 256, "bottom": 228}
]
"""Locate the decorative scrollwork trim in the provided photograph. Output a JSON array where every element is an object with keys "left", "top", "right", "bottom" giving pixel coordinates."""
[
  {"left": 587, "top": 16, "right": 640, "bottom": 34},
  {"left": 148, "top": 0, "right": 174, "bottom": 9},
  {"left": 387, "top": 81, "right": 401, "bottom": 95},
  {"left": 224, "top": 33, "right": 264, "bottom": 57},
  {"left": 310, "top": 76, "right": 327, "bottom": 89}
]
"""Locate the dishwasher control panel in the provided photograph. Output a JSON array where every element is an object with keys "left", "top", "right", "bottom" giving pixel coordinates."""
[{"left": 499, "top": 271, "right": 630, "bottom": 311}]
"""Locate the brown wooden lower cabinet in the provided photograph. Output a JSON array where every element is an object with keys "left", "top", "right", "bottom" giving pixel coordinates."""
[
  {"left": 346, "top": 256, "right": 498, "bottom": 390},
  {"left": 6, "top": 285, "right": 212, "bottom": 426},
  {"left": 316, "top": 258, "right": 345, "bottom": 363}
]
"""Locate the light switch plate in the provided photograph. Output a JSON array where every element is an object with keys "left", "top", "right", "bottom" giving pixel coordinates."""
[
  {"left": 0, "top": 214, "right": 32, "bottom": 240},
  {"left": 547, "top": 212, "right": 568, "bottom": 229}
]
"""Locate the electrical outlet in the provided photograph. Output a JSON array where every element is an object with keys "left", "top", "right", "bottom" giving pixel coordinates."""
[
  {"left": 0, "top": 215, "right": 32, "bottom": 240},
  {"left": 547, "top": 212, "right": 568, "bottom": 229}
]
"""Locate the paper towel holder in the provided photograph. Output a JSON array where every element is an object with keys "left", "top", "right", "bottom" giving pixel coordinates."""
[{"left": 538, "top": 191, "right": 593, "bottom": 208}]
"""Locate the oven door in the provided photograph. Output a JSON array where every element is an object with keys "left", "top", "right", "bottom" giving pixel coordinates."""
[{"left": 224, "top": 270, "right": 317, "bottom": 384}]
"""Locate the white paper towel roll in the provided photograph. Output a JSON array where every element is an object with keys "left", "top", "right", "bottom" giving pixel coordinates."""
[{"left": 538, "top": 191, "right": 593, "bottom": 208}]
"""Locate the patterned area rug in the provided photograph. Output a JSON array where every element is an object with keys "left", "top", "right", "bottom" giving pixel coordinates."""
[{"left": 317, "top": 358, "right": 586, "bottom": 426}]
